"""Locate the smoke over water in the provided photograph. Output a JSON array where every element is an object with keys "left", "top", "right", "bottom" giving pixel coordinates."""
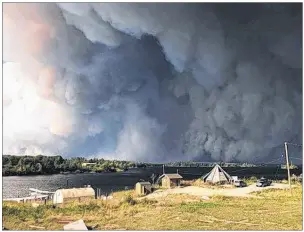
[{"left": 3, "top": 3, "right": 302, "bottom": 162}]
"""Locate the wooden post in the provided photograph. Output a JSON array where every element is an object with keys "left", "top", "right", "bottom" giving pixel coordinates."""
[
  {"left": 284, "top": 142, "right": 292, "bottom": 193},
  {"left": 163, "top": 165, "right": 165, "bottom": 174}
]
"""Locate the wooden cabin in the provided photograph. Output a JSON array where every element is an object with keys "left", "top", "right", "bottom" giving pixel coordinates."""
[
  {"left": 135, "top": 182, "right": 152, "bottom": 195},
  {"left": 160, "top": 174, "right": 183, "bottom": 188}
]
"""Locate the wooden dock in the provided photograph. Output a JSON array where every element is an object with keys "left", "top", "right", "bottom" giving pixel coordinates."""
[
  {"left": 4, "top": 188, "right": 55, "bottom": 203},
  {"left": 29, "top": 188, "right": 55, "bottom": 194},
  {"left": 3, "top": 194, "right": 49, "bottom": 203}
]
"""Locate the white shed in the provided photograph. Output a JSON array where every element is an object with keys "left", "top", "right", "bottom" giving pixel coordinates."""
[
  {"left": 135, "top": 182, "right": 152, "bottom": 195},
  {"left": 53, "top": 187, "right": 95, "bottom": 204}
]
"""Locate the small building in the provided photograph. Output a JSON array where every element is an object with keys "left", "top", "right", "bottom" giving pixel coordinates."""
[
  {"left": 135, "top": 182, "right": 152, "bottom": 195},
  {"left": 201, "top": 164, "right": 232, "bottom": 184},
  {"left": 81, "top": 163, "right": 96, "bottom": 167},
  {"left": 53, "top": 187, "right": 95, "bottom": 204},
  {"left": 160, "top": 173, "right": 183, "bottom": 188}
]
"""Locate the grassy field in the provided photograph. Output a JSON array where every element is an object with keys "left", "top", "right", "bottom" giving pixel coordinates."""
[{"left": 3, "top": 186, "right": 302, "bottom": 230}]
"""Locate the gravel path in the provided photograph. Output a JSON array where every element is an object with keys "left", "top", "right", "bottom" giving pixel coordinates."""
[{"left": 145, "top": 183, "right": 292, "bottom": 199}]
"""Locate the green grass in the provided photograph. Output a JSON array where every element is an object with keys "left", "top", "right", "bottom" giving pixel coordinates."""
[{"left": 3, "top": 186, "right": 302, "bottom": 230}]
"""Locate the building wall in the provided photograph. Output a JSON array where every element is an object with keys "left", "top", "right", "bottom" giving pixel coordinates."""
[
  {"left": 135, "top": 183, "right": 151, "bottom": 195},
  {"left": 162, "top": 177, "right": 182, "bottom": 188},
  {"left": 161, "top": 176, "right": 169, "bottom": 188},
  {"left": 53, "top": 192, "right": 63, "bottom": 204},
  {"left": 53, "top": 194, "right": 94, "bottom": 204},
  {"left": 63, "top": 196, "right": 94, "bottom": 204},
  {"left": 135, "top": 184, "right": 143, "bottom": 195},
  {"left": 81, "top": 163, "right": 96, "bottom": 167}
]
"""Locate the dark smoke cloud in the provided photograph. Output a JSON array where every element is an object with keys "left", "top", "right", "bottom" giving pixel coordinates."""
[{"left": 3, "top": 3, "right": 302, "bottom": 163}]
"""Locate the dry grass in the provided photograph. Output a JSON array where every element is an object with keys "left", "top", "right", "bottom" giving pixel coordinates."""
[
  {"left": 181, "top": 179, "right": 235, "bottom": 189},
  {"left": 3, "top": 186, "right": 302, "bottom": 230}
]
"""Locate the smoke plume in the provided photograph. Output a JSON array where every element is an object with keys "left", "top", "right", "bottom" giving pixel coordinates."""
[{"left": 3, "top": 3, "right": 302, "bottom": 162}]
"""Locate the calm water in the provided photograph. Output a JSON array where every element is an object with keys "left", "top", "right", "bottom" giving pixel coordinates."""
[{"left": 3, "top": 167, "right": 301, "bottom": 198}]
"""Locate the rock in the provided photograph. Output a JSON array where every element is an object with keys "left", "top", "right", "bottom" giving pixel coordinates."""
[
  {"left": 201, "top": 196, "right": 210, "bottom": 200},
  {"left": 63, "top": 219, "right": 88, "bottom": 231}
]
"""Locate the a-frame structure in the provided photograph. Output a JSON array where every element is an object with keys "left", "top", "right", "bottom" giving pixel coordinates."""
[{"left": 201, "top": 164, "right": 232, "bottom": 184}]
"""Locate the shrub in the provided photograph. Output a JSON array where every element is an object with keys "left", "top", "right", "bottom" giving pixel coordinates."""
[
  {"left": 3, "top": 204, "right": 46, "bottom": 222},
  {"left": 212, "top": 195, "right": 234, "bottom": 201},
  {"left": 76, "top": 202, "right": 100, "bottom": 212},
  {"left": 31, "top": 206, "right": 44, "bottom": 222},
  {"left": 139, "top": 198, "right": 157, "bottom": 205},
  {"left": 122, "top": 195, "right": 137, "bottom": 205},
  {"left": 2, "top": 205, "right": 21, "bottom": 217}
]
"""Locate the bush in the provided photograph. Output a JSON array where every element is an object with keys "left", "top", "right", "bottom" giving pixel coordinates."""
[
  {"left": 75, "top": 202, "right": 100, "bottom": 212},
  {"left": 3, "top": 204, "right": 46, "bottom": 222},
  {"left": 123, "top": 195, "right": 137, "bottom": 205},
  {"left": 32, "top": 206, "right": 44, "bottom": 222},
  {"left": 180, "top": 180, "right": 195, "bottom": 186},
  {"left": 139, "top": 198, "right": 157, "bottom": 205},
  {"left": 2, "top": 205, "right": 21, "bottom": 217}
]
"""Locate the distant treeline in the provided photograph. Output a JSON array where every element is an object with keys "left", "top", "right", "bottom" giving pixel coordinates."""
[
  {"left": 2, "top": 155, "right": 136, "bottom": 176},
  {"left": 3, "top": 155, "right": 289, "bottom": 176},
  {"left": 140, "top": 161, "right": 258, "bottom": 168},
  {"left": 139, "top": 161, "right": 301, "bottom": 168}
]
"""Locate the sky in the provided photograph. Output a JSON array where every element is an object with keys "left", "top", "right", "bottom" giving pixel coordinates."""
[{"left": 3, "top": 3, "right": 302, "bottom": 163}]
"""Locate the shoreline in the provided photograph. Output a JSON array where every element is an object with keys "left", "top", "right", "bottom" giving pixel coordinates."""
[{"left": 2, "top": 169, "right": 128, "bottom": 177}]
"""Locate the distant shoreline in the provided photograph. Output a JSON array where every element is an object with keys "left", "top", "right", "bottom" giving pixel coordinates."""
[
  {"left": 2, "top": 169, "right": 126, "bottom": 177},
  {"left": 3, "top": 155, "right": 302, "bottom": 177},
  {"left": 3, "top": 166, "right": 302, "bottom": 177}
]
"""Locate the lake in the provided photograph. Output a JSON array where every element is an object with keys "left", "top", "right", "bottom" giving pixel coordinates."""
[{"left": 3, "top": 166, "right": 301, "bottom": 198}]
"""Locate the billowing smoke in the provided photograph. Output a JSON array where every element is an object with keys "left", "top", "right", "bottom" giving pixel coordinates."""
[{"left": 3, "top": 3, "right": 302, "bottom": 162}]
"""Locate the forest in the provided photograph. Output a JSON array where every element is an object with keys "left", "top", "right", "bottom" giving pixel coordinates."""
[{"left": 2, "top": 155, "right": 135, "bottom": 176}]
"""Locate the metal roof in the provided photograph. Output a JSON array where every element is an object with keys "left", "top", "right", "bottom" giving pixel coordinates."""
[
  {"left": 164, "top": 173, "right": 183, "bottom": 179},
  {"left": 137, "top": 182, "right": 151, "bottom": 185},
  {"left": 54, "top": 187, "right": 95, "bottom": 198}
]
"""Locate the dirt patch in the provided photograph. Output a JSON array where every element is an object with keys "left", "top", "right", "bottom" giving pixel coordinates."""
[{"left": 145, "top": 183, "right": 292, "bottom": 199}]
